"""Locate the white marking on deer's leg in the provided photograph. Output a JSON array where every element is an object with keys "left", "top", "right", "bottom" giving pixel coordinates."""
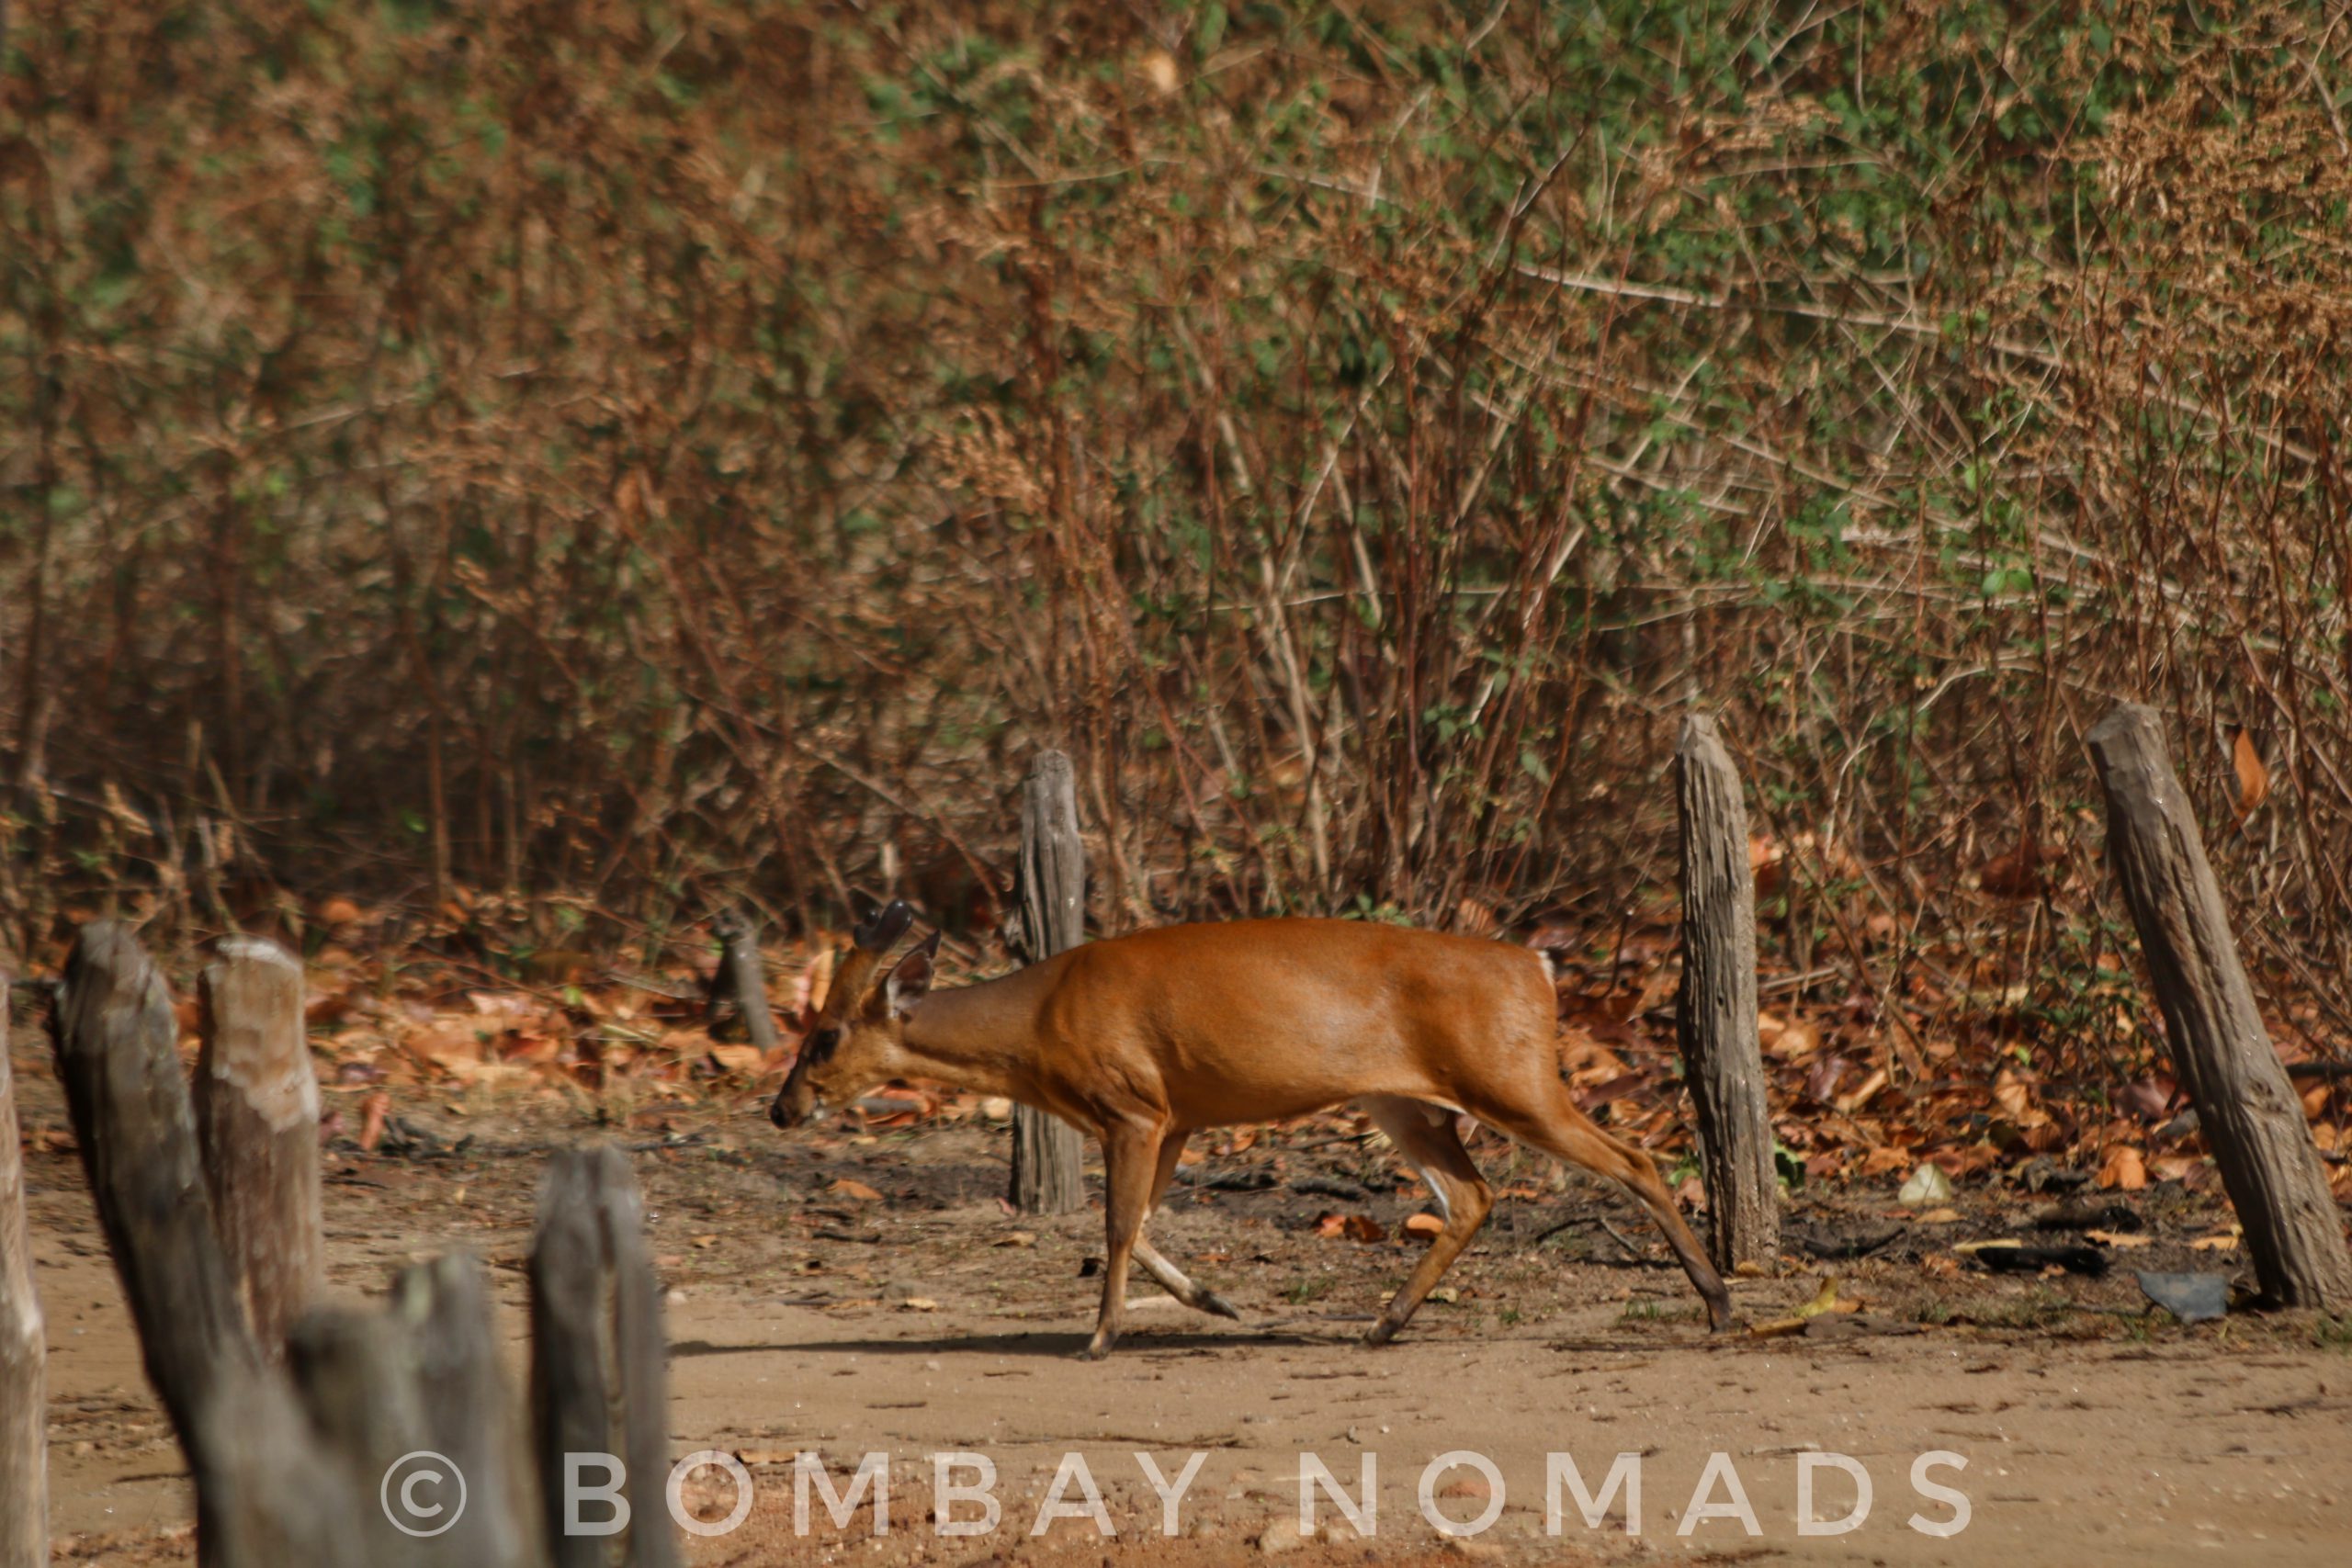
[
  {"left": 1360, "top": 1094, "right": 1493, "bottom": 1346},
  {"left": 1132, "top": 1238, "right": 1197, "bottom": 1295},
  {"left": 1133, "top": 1237, "right": 1243, "bottom": 1320},
  {"left": 1414, "top": 1168, "right": 1453, "bottom": 1224}
]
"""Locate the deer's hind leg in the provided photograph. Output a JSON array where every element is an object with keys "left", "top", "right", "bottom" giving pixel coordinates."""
[
  {"left": 1132, "top": 1131, "right": 1242, "bottom": 1321},
  {"left": 1361, "top": 1095, "right": 1493, "bottom": 1347},
  {"left": 1477, "top": 1082, "right": 1735, "bottom": 1332}
]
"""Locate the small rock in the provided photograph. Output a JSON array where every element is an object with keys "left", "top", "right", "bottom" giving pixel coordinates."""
[
  {"left": 1257, "top": 1518, "right": 1312, "bottom": 1555},
  {"left": 1899, "top": 1163, "right": 1954, "bottom": 1207},
  {"left": 2136, "top": 1269, "right": 2229, "bottom": 1325}
]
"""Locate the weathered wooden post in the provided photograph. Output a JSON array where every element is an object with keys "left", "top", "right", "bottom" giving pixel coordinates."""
[
  {"left": 1672, "top": 715, "right": 1781, "bottom": 1271},
  {"left": 51, "top": 921, "right": 671, "bottom": 1566},
  {"left": 531, "top": 1145, "right": 679, "bottom": 1568},
  {"left": 2087, "top": 703, "right": 2352, "bottom": 1309},
  {"left": 707, "top": 908, "right": 779, "bottom": 1054},
  {"left": 196, "top": 936, "right": 322, "bottom": 1354},
  {"left": 1008, "top": 750, "right": 1089, "bottom": 1215},
  {"left": 50, "top": 922, "right": 352, "bottom": 1565},
  {"left": 290, "top": 1255, "right": 548, "bottom": 1568},
  {"left": 2, "top": 973, "right": 51, "bottom": 1568}
]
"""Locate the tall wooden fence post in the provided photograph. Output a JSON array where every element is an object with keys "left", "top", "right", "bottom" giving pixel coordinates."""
[
  {"left": 50, "top": 922, "right": 356, "bottom": 1565},
  {"left": 1009, "top": 750, "right": 1088, "bottom": 1215},
  {"left": 532, "top": 1145, "right": 679, "bottom": 1568},
  {"left": 2, "top": 973, "right": 51, "bottom": 1568},
  {"left": 1673, "top": 715, "right": 1781, "bottom": 1271},
  {"left": 196, "top": 936, "right": 322, "bottom": 1354},
  {"left": 2087, "top": 704, "right": 2352, "bottom": 1308}
]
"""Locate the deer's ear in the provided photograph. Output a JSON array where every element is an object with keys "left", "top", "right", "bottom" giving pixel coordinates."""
[{"left": 884, "top": 931, "right": 941, "bottom": 1018}]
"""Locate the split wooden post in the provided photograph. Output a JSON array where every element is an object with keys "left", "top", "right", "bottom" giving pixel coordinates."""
[
  {"left": 1008, "top": 750, "right": 1088, "bottom": 1215},
  {"left": 2, "top": 973, "right": 51, "bottom": 1568},
  {"left": 196, "top": 936, "right": 322, "bottom": 1354},
  {"left": 707, "top": 908, "right": 779, "bottom": 1054},
  {"left": 530, "top": 1145, "right": 679, "bottom": 1568},
  {"left": 49, "top": 922, "right": 355, "bottom": 1566},
  {"left": 1672, "top": 715, "right": 1781, "bottom": 1271},
  {"left": 51, "top": 922, "right": 682, "bottom": 1566},
  {"left": 2087, "top": 704, "right": 2352, "bottom": 1308}
]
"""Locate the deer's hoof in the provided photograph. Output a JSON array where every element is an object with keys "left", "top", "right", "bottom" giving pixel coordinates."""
[{"left": 1198, "top": 1292, "right": 1243, "bottom": 1322}]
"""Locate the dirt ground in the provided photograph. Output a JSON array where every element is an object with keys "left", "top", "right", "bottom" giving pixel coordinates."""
[{"left": 11, "top": 1038, "right": 2352, "bottom": 1567}]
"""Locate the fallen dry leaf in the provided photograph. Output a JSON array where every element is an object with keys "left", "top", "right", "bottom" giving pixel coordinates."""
[
  {"left": 1835, "top": 1066, "right": 1890, "bottom": 1114},
  {"left": 1749, "top": 1278, "right": 1850, "bottom": 1338},
  {"left": 1314, "top": 1212, "right": 1385, "bottom": 1243},
  {"left": 1859, "top": 1144, "right": 1913, "bottom": 1178},
  {"left": 2233, "top": 728, "right": 2269, "bottom": 817},
  {"left": 316, "top": 896, "right": 366, "bottom": 926},
  {"left": 1402, "top": 1213, "right": 1444, "bottom": 1241},
  {"left": 705, "top": 1043, "right": 764, "bottom": 1076},
  {"left": 1977, "top": 839, "right": 2064, "bottom": 900},
  {"left": 2098, "top": 1145, "right": 2148, "bottom": 1190},
  {"left": 1758, "top": 1011, "right": 1822, "bottom": 1062},
  {"left": 829, "top": 1178, "right": 884, "bottom": 1202}
]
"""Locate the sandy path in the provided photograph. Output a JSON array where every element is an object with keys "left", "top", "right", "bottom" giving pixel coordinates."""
[{"left": 16, "top": 1099, "right": 2352, "bottom": 1565}]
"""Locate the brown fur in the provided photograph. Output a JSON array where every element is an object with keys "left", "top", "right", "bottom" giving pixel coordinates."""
[{"left": 774, "top": 915, "right": 1733, "bottom": 1357}]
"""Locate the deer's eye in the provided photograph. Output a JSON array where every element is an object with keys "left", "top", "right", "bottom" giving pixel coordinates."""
[{"left": 805, "top": 1028, "right": 841, "bottom": 1063}]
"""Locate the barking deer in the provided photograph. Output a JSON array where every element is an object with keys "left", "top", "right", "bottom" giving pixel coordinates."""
[{"left": 771, "top": 902, "right": 1734, "bottom": 1358}]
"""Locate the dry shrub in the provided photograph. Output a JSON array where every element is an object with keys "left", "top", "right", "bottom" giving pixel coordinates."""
[{"left": 3, "top": 1, "right": 2348, "bottom": 1077}]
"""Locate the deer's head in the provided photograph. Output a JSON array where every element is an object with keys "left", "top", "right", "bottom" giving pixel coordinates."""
[{"left": 769, "top": 900, "right": 938, "bottom": 1130}]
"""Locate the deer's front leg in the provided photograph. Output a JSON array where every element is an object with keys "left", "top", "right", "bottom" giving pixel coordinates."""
[{"left": 1082, "top": 1124, "right": 1159, "bottom": 1359}]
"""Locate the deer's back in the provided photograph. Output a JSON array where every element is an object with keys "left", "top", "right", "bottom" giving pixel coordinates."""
[{"left": 1037, "top": 919, "right": 1556, "bottom": 1124}]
